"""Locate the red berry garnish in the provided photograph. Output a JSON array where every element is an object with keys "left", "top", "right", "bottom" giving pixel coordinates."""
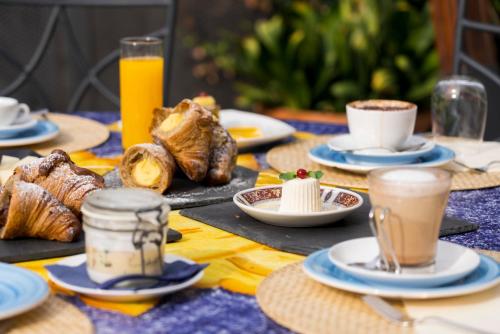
[{"left": 296, "top": 168, "right": 308, "bottom": 179}]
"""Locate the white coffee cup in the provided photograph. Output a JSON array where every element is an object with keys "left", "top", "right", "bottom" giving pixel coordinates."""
[
  {"left": 0, "top": 97, "right": 30, "bottom": 127},
  {"left": 346, "top": 100, "right": 417, "bottom": 149}
]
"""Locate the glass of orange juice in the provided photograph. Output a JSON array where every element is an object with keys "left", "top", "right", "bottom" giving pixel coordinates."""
[{"left": 120, "top": 37, "right": 164, "bottom": 149}]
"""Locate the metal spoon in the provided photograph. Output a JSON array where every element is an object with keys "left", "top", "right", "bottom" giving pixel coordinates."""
[
  {"left": 362, "top": 295, "right": 493, "bottom": 334},
  {"left": 453, "top": 160, "right": 500, "bottom": 173},
  {"left": 347, "top": 256, "right": 381, "bottom": 271},
  {"left": 337, "top": 141, "right": 426, "bottom": 154}
]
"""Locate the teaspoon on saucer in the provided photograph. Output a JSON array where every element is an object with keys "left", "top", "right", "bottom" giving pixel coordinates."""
[
  {"left": 348, "top": 256, "right": 381, "bottom": 271},
  {"left": 337, "top": 141, "right": 426, "bottom": 154}
]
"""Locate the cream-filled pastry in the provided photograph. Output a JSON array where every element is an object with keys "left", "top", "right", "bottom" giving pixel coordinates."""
[
  {"left": 279, "top": 169, "right": 322, "bottom": 213},
  {"left": 151, "top": 100, "right": 214, "bottom": 182},
  {"left": 131, "top": 158, "right": 161, "bottom": 187},
  {"left": 159, "top": 112, "right": 184, "bottom": 132},
  {"left": 193, "top": 94, "right": 220, "bottom": 121},
  {"left": 120, "top": 143, "right": 175, "bottom": 193}
]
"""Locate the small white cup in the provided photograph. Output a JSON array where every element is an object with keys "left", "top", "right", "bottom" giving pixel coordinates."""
[
  {"left": 0, "top": 97, "right": 30, "bottom": 127},
  {"left": 346, "top": 100, "right": 417, "bottom": 150}
]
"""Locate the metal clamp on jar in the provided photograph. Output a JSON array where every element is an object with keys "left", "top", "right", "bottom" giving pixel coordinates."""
[{"left": 81, "top": 188, "right": 170, "bottom": 284}]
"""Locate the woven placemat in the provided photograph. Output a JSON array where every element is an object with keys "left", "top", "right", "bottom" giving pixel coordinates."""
[
  {"left": 29, "top": 113, "right": 110, "bottom": 156},
  {"left": 2, "top": 295, "right": 93, "bottom": 334},
  {"left": 256, "top": 250, "right": 499, "bottom": 334},
  {"left": 267, "top": 136, "right": 500, "bottom": 191}
]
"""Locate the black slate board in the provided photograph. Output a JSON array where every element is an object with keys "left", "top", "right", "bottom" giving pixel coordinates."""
[
  {"left": 180, "top": 193, "right": 478, "bottom": 256},
  {"left": 0, "top": 229, "right": 182, "bottom": 263},
  {"left": 0, "top": 148, "right": 184, "bottom": 263},
  {"left": 104, "top": 166, "right": 259, "bottom": 210},
  {"left": 0, "top": 149, "right": 41, "bottom": 160}
]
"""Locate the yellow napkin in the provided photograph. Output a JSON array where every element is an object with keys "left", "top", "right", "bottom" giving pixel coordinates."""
[
  {"left": 435, "top": 137, "right": 500, "bottom": 172},
  {"left": 404, "top": 284, "right": 500, "bottom": 334}
]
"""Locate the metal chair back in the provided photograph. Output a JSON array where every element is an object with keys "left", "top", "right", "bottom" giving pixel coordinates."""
[
  {"left": 453, "top": 0, "right": 500, "bottom": 140},
  {"left": 0, "top": 0, "right": 177, "bottom": 112}
]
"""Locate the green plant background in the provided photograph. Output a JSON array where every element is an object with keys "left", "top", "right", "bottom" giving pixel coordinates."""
[{"left": 194, "top": 0, "right": 439, "bottom": 112}]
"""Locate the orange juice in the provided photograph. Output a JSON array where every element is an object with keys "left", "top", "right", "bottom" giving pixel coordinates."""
[{"left": 119, "top": 56, "right": 163, "bottom": 149}]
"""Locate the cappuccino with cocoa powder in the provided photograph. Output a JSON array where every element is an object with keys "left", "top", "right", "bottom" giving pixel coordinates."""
[
  {"left": 348, "top": 100, "right": 416, "bottom": 112},
  {"left": 346, "top": 99, "right": 417, "bottom": 149},
  {"left": 368, "top": 168, "right": 451, "bottom": 266}
]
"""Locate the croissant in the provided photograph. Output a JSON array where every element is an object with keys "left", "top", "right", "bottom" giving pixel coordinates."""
[
  {"left": 0, "top": 181, "right": 80, "bottom": 242},
  {"left": 206, "top": 124, "right": 238, "bottom": 185},
  {"left": 151, "top": 99, "right": 214, "bottom": 182},
  {"left": 10, "top": 149, "right": 104, "bottom": 216},
  {"left": 120, "top": 143, "right": 176, "bottom": 193}
]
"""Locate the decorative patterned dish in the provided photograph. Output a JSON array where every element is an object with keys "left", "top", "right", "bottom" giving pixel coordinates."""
[{"left": 233, "top": 185, "right": 363, "bottom": 227}]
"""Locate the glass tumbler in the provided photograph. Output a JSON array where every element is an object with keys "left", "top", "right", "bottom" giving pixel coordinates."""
[
  {"left": 431, "top": 75, "right": 487, "bottom": 141},
  {"left": 120, "top": 37, "right": 164, "bottom": 149}
]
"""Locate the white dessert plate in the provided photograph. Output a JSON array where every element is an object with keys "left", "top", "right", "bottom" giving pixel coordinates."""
[
  {"left": 233, "top": 185, "right": 363, "bottom": 227},
  {"left": 0, "top": 119, "right": 38, "bottom": 139},
  {"left": 0, "top": 120, "right": 59, "bottom": 148},
  {"left": 303, "top": 248, "right": 499, "bottom": 299},
  {"left": 327, "top": 134, "right": 435, "bottom": 165},
  {"left": 308, "top": 144, "right": 455, "bottom": 174},
  {"left": 0, "top": 263, "right": 49, "bottom": 320},
  {"left": 47, "top": 254, "right": 204, "bottom": 302},
  {"left": 219, "top": 109, "right": 296, "bottom": 149},
  {"left": 328, "top": 237, "right": 481, "bottom": 288}
]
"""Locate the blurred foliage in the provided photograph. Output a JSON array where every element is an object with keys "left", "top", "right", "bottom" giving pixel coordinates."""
[{"left": 191, "top": 0, "right": 440, "bottom": 112}]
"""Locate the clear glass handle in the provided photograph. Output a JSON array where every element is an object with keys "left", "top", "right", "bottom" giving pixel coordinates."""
[{"left": 369, "top": 206, "right": 402, "bottom": 274}]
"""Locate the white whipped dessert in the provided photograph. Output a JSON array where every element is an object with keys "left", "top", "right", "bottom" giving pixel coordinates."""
[{"left": 279, "top": 177, "right": 321, "bottom": 213}]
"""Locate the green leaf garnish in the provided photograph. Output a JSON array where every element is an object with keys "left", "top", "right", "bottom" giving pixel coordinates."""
[
  {"left": 279, "top": 172, "right": 296, "bottom": 181},
  {"left": 308, "top": 170, "right": 324, "bottom": 179}
]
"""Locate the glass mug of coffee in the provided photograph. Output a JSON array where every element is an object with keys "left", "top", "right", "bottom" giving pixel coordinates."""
[{"left": 367, "top": 167, "right": 452, "bottom": 273}]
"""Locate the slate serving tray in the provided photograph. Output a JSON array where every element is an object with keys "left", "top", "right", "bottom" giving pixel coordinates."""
[
  {"left": 0, "top": 229, "right": 182, "bottom": 263},
  {"left": 180, "top": 192, "right": 478, "bottom": 256},
  {"left": 0, "top": 149, "right": 184, "bottom": 263},
  {"left": 104, "top": 166, "right": 259, "bottom": 210}
]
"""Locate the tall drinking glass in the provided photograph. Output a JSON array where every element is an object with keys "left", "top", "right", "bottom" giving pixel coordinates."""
[
  {"left": 431, "top": 75, "right": 487, "bottom": 141},
  {"left": 120, "top": 37, "right": 164, "bottom": 149}
]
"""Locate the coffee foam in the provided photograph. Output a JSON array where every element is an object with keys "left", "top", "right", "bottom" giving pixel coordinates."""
[
  {"left": 371, "top": 169, "right": 450, "bottom": 197},
  {"left": 381, "top": 169, "right": 437, "bottom": 182},
  {"left": 348, "top": 99, "right": 416, "bottom": 111}
]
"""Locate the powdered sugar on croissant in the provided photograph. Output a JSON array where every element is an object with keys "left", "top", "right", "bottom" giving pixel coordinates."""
[{"left": 10, "top": 149, "right": 104, "bottom": 216}]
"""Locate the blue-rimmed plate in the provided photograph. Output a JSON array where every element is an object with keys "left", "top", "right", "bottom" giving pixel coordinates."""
[
  {"left": 48, "top": 254, "right": 205, "bottom": 302},
  {"left": 0, "top": 263, "right": 49, "bottom": 320},
  {"left": 328, "top": 238, "right": 480, "bottom": 288},
  {"left": 327, "top": 134, "right": 435, "bottom": 165},
  {"left": 303, "top": 248, "right": 499, "bottom": 299},
  {"left": 0, "top": 120, "right": 59, "bottom": 148},
  {"left": 0, "top": 119, "right": 38, "bottom": 139},
  {"left": 308, "top": 144, "right": 455, "bottom": 174}
]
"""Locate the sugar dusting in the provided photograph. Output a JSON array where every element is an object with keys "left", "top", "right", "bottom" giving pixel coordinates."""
[{"left": 13, "top": 151, "right": 104, "bottom": 214}]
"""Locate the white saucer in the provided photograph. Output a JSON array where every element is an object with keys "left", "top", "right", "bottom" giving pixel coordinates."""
[
  {"left": 303, "top": 248, "right": 499, "bottom": 299},
  {"left": 233, "top": 185, "right": 363, "bottom": 227},
  {"left": 328, "top": 134, "right": 434, "bottom": 156},
  {"left": 328, "top": 237, "right": 481, "bottom": 288},
  {"left": 0, "top": 119, "right": 38, "bottom": 139},
  {"left": 327, "top": 134, "right": 435, "bottom": 165},
  {"left": 219, "top": 109, "right": 295, "bottom": 149},
  {"left": 0, "top": 120, "right": 59, "bottom": 148},
  {"left": 47, "top": 254, "right": 204, "bottom": 302},
  {"left": 308, "top": 144, "right": 455, "bottom": 174}
]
